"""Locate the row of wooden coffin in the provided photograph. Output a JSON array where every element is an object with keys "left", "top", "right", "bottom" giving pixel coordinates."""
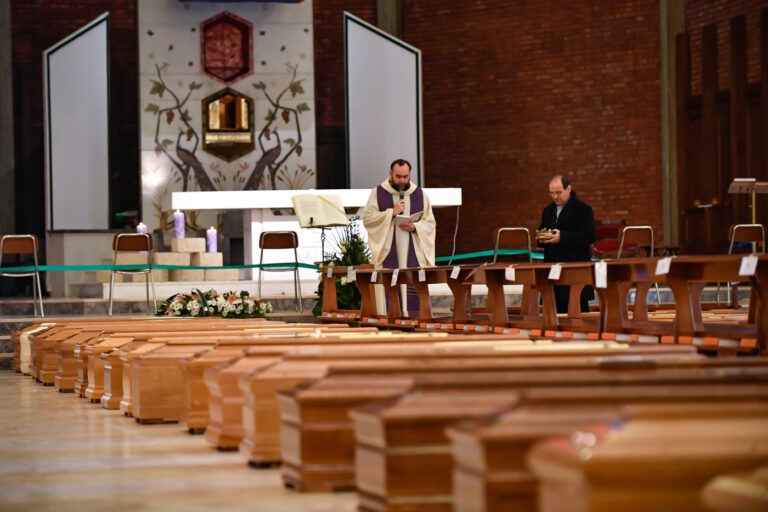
[{"left": 12, "top": 317, "right": 768, "bottom": 512}]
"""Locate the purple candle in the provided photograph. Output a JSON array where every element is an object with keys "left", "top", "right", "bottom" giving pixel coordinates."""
[
  {"left": 174, "top": 210, "right": 185, "bottom": 238},
  {"left": 206, "top": 227, "right": 217, "bottom": 253},
  {"left": 136, "top": 222, "right": 147, "bottom": 234}
]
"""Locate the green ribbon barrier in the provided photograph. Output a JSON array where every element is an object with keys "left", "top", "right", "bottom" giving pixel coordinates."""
[
  {"left": 0, "top": 262, "right": 321, "bottom": 272},
  {"left": 1, "top": 249, "right": 550, "bottom": 273},
  {"left": 436, "top": 249, "right": 544, "bottom": 263}
]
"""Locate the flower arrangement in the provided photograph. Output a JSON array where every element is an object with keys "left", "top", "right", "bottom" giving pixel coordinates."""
[
  {"left": 312, "top": 219, "right": 371, "bottom": 315},
  {"left": 157, "top": 289, "right": 273, "bottom": 318}
]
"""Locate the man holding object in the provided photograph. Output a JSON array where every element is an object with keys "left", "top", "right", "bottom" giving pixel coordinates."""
[
  {"left": 538, "top": 175, "right": 596, "bottom": 313},
  {"left": 363, "top": 159, "right": 436, "bottom": 315}
]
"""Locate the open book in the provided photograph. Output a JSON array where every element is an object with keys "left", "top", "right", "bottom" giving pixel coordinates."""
[
  {"left": 394, "top": 211, "right": 422, "bottom": 225},
  {"left": 291, "top": 194, "right": 349, "bottom": 228}
]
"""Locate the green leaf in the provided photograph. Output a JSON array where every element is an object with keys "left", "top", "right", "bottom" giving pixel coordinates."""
[
  {"left": 253, "top": 82, "right": 267, "bottom": 90},
  {"left": 161, "top": 138, "right": 174, "bottom": 148},
  {"left": 189, "top": 81, "right": 203, "bottom": 90},
  {"left": 296, "top": 102, "right": 310, "bottom": 114},
  {"left": 149, "top": 81, "right": 165, "bottom": 97},
  {"left": 289, "top": 79, "right": 305, "bottom": 97},
  {"left": 264, "top": 108, "right": 275, "bottom": 122},
  {"left": 145, "top": 103, "right": 160, "bottom": 114},
  {"left": 283, "top": 138, "right": 296, "bottom": 147},
  {"left": 182, "top": 109, "right": 191, "bottom": 122}
]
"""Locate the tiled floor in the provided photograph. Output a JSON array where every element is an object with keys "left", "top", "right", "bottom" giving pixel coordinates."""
[{"left": 0, "top": 372, "right": 356, "bottom": 512}]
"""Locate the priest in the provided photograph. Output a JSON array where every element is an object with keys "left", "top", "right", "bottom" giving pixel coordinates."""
[{"left": 363, "top": 159, "right": 436, "bottom": 316}]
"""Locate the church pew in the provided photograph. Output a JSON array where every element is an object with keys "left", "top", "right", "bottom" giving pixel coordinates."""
[
  {"left": 349, "top": 365, "right": 768, "bottom": 512},
  {"left": 206, "top": 333, "right": 531, "bottom": 452},
  {"left": 180, "top": 327, "right": 379, "bottom": 433},
  {"left": 528, "top": 402, "right": 768, "bottom": 512},
  {"left": 447, "top": 379, "right": 768, "bottom": 512},
  {"left": 279, "top": 351, "right": 761, "bottom": 493},
  {"left": 701, "top": 464, "right": 768, "bottom": 512},
  {"left": 239, "top": 341, "right": 694, "bottom": 466}
]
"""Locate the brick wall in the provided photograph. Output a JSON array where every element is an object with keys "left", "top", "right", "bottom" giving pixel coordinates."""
[
  {"left": 686, "top": 0, "right": 766, "bottom": 95},
  {"left": 11, "top": 0, "right": 139, "bottom": 238},
  {"left": 401, "top": 0, "right": 663, "bottom": 255}
]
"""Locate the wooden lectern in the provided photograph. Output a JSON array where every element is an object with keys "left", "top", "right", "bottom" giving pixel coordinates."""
[{"left": 728, "top": 178, "right": 768, "bottom": 224}]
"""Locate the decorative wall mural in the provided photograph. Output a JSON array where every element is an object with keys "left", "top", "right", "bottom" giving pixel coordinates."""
[{"left": 138, "top": 0, "right": 315, "bottom": 234}]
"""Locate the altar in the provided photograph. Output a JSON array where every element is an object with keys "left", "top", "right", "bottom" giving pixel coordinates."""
[{"left": 165, "top": 189, "right": 462, "bottom": 285}]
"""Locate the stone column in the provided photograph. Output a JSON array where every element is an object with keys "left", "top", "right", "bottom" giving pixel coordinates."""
[
  {"left": 0, "top": 2, "right": 15, "bottom": 235},
  {"left": 659, "top": 0, "right": 685, "bottom": 245}
]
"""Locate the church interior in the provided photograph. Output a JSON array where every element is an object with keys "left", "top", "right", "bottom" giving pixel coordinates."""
[{"left": 1, "top": 1, "right": 768, "bottom": 511}]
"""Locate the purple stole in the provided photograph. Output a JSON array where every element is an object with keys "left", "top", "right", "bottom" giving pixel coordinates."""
[{"left": 376, "top": 185, "right": 424, "bottom": 314}]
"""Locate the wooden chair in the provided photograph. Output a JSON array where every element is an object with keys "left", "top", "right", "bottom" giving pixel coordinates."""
[
  {"left": 108, "top": 233, "right": 155, "bottom": 316},
  {"left": 492, "top": 227, "right": 532, "bottom": 263},
  {"left": 258, "top": 231, "right": 302, "bottom": 312},
  {"left": 617, "top": 225, "right": 661, "bottom": 304},
  {"left": 0, "top": 234, "right": 44, "bottom": 317}
]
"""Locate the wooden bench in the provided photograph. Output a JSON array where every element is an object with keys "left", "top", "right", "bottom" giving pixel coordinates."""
[
  {"left": 528, "top": 402, "right": 768, "bottom": 512},
  {"left": 348, "top": 364, "right": 768, "bottom": 511}
]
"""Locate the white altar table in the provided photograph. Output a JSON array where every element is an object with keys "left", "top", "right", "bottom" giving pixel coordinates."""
[{"left": 165, "top": 189, "right": 462, "bottom": 288}]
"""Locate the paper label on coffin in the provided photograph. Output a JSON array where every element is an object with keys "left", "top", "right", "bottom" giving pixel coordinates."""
[
  {"left": 738, "top": 255, "right": 758, "bottom": 277},
  {"left": 451, "top": 266, "right": 460, "bottom": 279},
  {"left": 505, "top": 266, "right": 516, "bottom": 281},
  {"left": 347, "top": 267, "right": 356, "bottom": 282},
  {"left": 656, "top": 256, "right": 672, "bottom": 275},
  {"left": 548, "top": 264, "right": 562, "bottom": 280},
  {"left": 594, "top": 261, "right": 607, "bottom": 288},
  {"left": 327, "top": 267, "right": 333, "bottom": 278},
  {"left": 391, "top": 269, "right": 399, "bottom": 286},
  {"left": 371, "top": 270, "right": 378, "bottom": 282},
  {"left": 418, "top": 269, "right": 426, "bottom": 282}
]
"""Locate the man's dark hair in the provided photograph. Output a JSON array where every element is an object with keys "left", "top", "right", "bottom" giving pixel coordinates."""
[
  {"left": 390, "top": 159, "right": 412, "bottom": 172},
  {"left": 551, "top": 175, "right": 571, "bottom": 188}
]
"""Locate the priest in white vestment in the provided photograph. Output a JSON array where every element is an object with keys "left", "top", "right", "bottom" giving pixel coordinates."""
[{"left": 363, "top": 159, "right": 436, "bottom": 316}]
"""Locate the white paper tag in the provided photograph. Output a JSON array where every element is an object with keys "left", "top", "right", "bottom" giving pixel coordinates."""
[
  {"left": 347, "top": 267, "right": 356, "bottom": 282},
  {"left": 655, "top": 257, "right": 672, "bottom": 275},
  {"left": 391, "top": 268, "right": 400, "bottom": 286},
  {"left": 739, "top": 254, "right": 758, "bottom": 277},
  {"left": 504, "top": 266, "right": 516, "bottom": 281},
  {"left": 326, "top": 267, "right": 333, "bottom": 278},
  {"left": 418, "top": 269, "right": 426, "bottom": 282},
  {"left": 548, "top": 264, "right": 562, "bottom": 280},
  {"left": 594, "top": 261, "right": 607, "bottom": 289},
  {"left": 450, "top": 266, "right": 460, "bottom": 279},
  {"left": 370, "top": 270, "right": 378, "bottom": 282}
]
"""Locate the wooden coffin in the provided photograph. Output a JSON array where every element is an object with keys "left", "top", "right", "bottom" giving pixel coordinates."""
[
  {"left": 701, "top": 465, "right": 768, "bottom": 512},
  {"left": 528, "top": 402, "right": 768, "bottom": 512},
  {"left": 448, "top": 375, "right": 768, "bottom": 512},
  {"left": 349, "top": 365, "right": 768, "bottom": 512},
  {"left": 55, "top": 330, "right": 104, "bottom": 392},
  {"left": 119, "top": 342, "right": 166, "bottom": 416},
  {"left": 101, "top": 340, "right": 146, "bottom": 409},
  {"left": 131, "top": 339, "right": 218, "bottom": 423},
  {"left": 84, "top": 337, "right": 134, "bottom": 401}
]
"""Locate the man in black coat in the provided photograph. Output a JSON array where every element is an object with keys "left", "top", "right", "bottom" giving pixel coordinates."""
[{"left": 538, "top": 175, "right": 596, "bottom": 313}]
